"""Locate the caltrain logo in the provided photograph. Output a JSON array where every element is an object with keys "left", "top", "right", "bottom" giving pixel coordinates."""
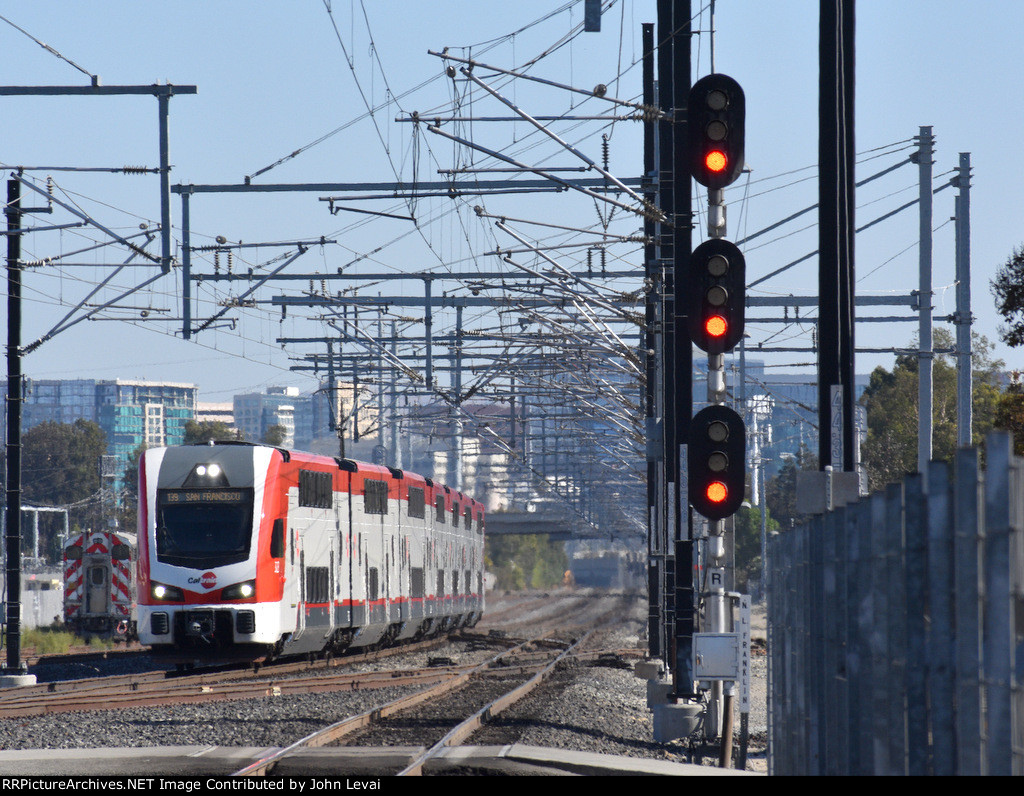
[{"left": 200, "top": 571, "right": 217, "bottom": 589}]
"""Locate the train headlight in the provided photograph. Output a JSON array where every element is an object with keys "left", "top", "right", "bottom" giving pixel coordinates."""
[
  {"left": 222, "top": 580, "right": 256, "bottom": 601},
  {"left": 151, "top": 582, "right": 184, "bottom": 601},
  {"left": 184, "top": 462, "right": 230, "bottom": 488}
]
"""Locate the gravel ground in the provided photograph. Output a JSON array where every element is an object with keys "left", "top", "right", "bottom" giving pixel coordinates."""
[{"left": 0, "top": 590, "right": 769, "bottom": 774}]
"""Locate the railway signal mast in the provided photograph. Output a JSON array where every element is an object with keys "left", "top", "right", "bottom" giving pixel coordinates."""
[{"left": 686, "top": 73, "right": 750, "bottom": 751}]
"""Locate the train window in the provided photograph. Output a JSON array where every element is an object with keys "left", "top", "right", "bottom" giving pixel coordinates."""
[
  {"left": 299, "top": 470, "right": 332, "bottom": 509},
  {"left": 408, "top": 487, "right": 426, "bottom": 519},
  {"left": 364, "top": 479, "right": 388, "bottom": 515},
  {"left": 451, "top": 504, "right": 458, "bottom": 526},
  {"left": 437, "top": 569, "right": 445, "bottom": 596},
  {"left": 464, "top": 508, "right": 471, "bottom": 529},
  {"left": 111, "top": 544, "right": 131, "bottom": 561},
  {"left": 435, "top": 495, "right": 445, "bottom": 522},
  {"left": 270, "top": 519, "right": 285, "bottom": 558},
  {"left": 411, "top": 568, "right": 424, "bottom": 599},
  {"left": 157, "top": 487, "right": 254, "bottom": 569},
  {"left": 452, "top": 570, "right": 459, "bottom": 595},
  {"left": 305, "top": 567, "right": 330, "bottom": 604},
  {"left": 368, "top": 568, "right": 379, "bottom": 602}
]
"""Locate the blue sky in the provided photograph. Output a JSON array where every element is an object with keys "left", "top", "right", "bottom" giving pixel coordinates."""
[{"left": 1, "top": 1, "right": 1022, "bottom": 402}]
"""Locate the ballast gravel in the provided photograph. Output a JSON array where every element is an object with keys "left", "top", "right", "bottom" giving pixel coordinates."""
[{"left": 0, "top": 591, "right": 768, "bottom": 773}]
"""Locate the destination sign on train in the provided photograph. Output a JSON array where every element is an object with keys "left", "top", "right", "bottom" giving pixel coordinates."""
[{"left": 161, "top": 489, "right": 247, "bottom": 504}]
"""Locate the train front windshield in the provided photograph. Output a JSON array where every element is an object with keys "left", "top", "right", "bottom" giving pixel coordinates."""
[{"left": 156, "top": 488, "right": 255, "bottom": 568}]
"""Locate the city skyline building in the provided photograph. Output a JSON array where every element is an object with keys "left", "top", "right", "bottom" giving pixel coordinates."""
[{"left": 1, "top": 378, "right": 198, "bottom": 495}]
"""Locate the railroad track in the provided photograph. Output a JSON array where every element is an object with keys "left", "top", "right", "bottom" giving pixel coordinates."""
[
  {"left": 234, "top": 630, "right": 591, "bottom": 776},
  {"left": 0, "top": 635, "right": 485, "bottom": 718},
  {"left": 1, "top": 590, "right": 756, "bottom": 775}
]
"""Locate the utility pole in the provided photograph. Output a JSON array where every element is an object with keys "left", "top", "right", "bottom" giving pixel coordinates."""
[
  {"left": 0, "top": 83, "right": 193, "bottom": 688},
  {"left": 2, "top": 176, "right": 30, "bottom": 685},
  {"left": 817, "top": 0, "right": 856, "bottom": 475},
  {"left": 642, "top": 20, "right": 664, "bottom": 662},
  {"left": 916, "top": 127, "right": 934, "bottom": 472},
  {"left": 954, "top": 153, "right": 972, "bottom": 447}
]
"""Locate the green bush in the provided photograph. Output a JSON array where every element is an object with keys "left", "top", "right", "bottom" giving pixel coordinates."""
[{"left": 21, "top": 628, "right": 79, "bottom": 654}]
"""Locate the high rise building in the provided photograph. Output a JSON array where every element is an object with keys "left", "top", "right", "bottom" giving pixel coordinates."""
[
  {"left": 2, "top": 378, "right": 198, "bottom": 495},
  {"left": 233, "top": 386, "right": 301, "bottom": 447},
  {"left": 95, "top": 380, "right": 196, "bottom": 477}
]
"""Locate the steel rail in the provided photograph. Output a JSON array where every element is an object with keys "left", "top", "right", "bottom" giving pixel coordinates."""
[
  {"left": 0, "top": 665, "right": 463, "bottom": 718},
  {"left": 397, "top": 630, "right": 595, "bottom": 776},
  {"left": 231, "top": 633, "right": 557, "bottom": 777}
]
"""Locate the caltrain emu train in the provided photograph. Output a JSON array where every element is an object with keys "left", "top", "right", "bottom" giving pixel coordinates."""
[
  {"left": 137, "top": 442, "right": 486, "bottom": 661},
  {"left": 63, "top": 530, "right": 137, "bottom": 639}
]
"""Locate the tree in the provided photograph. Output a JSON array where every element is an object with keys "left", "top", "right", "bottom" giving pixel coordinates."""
[
  {"left": 115, "top": 444, "right": 147, "bottom": 532},
  {"left": 262, "top": 424, "right": 288, "bottom": 447},
  {"left": 765, "top": 444, "right": 818, "bottom": 530},
  {"left": 183, "top": 419, "right": 243, "bottom": 444},
  {"left": 733, "top": 504, "right": 778, "bottom": 592},
  {"left": 992, "top": 246, "right": 1024, "bottom": 346},
  {"left": 859, "top": 330, "right": 1002, "bottom": 491},
  {"left": 485, "top": 534, "right": 568, "bottom": 591},
  {"left": 995, "top": 373, "right": 1024, "bottom": 455},
  {"left": 21, "top": 419, "right": 108, "bottom": 557}
]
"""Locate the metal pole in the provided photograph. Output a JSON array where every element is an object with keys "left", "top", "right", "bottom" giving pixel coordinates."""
[
  {"left": 4, "top": 177, "right": 25, "bottom": 674},
  {"left": 668, "top": 0, "right": 696, "bottom": 702},
  {"left": 158, "top": 92, "right": 172, "bottom": 274},
  {"left": 451, "top": 306, "right": 463, "bottom": 491},
  {"left": 350, "top": 306, "right": 360, "bottom": 444},
  {"left": 657, "top": 0, "right": 677, "bottom": 677},
  {"left": 181, "top": 191, "right": 192, "bottom": 339},
  {"left": 818, "top": 0, "right": 856, "bottom": 473},
  {"left": 643, "top": 21, "right": 664, "bottom": 661},
  {"left": 424, "top": 279, "right": 433, "bottom": 390},
  {"left": 389, "top": 320, "right": 399, "bottom": 468},
  {"left": 377, "top": 317, "right": 384, "bottom": 455},
  {"left": 917, "top": 127, "right": 934, "bottom": 471},
  {"left": 954, "top": 153, "right": 972, "bottom": 447}
]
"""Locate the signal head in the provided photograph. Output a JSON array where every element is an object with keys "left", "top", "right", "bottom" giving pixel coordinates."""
[
  {"left": 688, "top": 405, "right": 746, "bottom": 520},
  {"left": 689, "top": 74, "right": 745, "bottom": 189},
  {"left": 687, "top": 239, "right": 746, "bottom": 354}
]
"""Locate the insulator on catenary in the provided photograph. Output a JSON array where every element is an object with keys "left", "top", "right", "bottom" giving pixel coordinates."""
[{"left": 121, "top": 166, "right": 151, "bottom": 174}]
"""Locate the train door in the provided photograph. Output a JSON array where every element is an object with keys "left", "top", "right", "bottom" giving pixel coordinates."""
[
  {"left": 296, "top": 549, "right": 308, "bottom": 640},
  {"left": 280, "top": 489, "right": 301, "bottom": 639},
  {"left": 336, "top": 479, "right": 354, "bottom": 629},
  {"left": 85, "top": 561, "right": 109, "bottom": 615}
]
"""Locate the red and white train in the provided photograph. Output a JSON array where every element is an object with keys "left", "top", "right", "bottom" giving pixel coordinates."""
[
  {"left": 137, "top": 442, "right": 486, "bottom": 661},
  {"left": 63, "top": 529, "right": 137, "bottom": 639}
]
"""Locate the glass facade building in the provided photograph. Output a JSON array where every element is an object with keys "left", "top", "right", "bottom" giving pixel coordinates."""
[{"left": 2, "top": 378, "right": 197, "bottom": 495}]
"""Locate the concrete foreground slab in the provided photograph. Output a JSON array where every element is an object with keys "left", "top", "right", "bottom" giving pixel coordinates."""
[{"left": 0, "top": 744, "right": 763, "bottom": 777}]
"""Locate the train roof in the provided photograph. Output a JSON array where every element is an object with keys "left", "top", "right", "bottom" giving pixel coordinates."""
[
  {"left": 63, "top": 530, "right": 137, "bottom": 548},
  {"left": 153, "top": 442, "right": 482, "bottom": 508}
]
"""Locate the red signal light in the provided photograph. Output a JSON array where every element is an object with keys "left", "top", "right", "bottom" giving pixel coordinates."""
[
  {"left": 705, "top": 314, "right": 727, "bottom": 338},
  {"left": 705, "top": 149, "right": 728, "bottom": 174},
  {"left": 706, "top": 481, "right": 728, "bottom": 504}
]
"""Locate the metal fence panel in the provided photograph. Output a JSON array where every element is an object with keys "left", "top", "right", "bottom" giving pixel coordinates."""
[{"left": 767, "top": 433, "right": 1023, "bottom": 775}]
